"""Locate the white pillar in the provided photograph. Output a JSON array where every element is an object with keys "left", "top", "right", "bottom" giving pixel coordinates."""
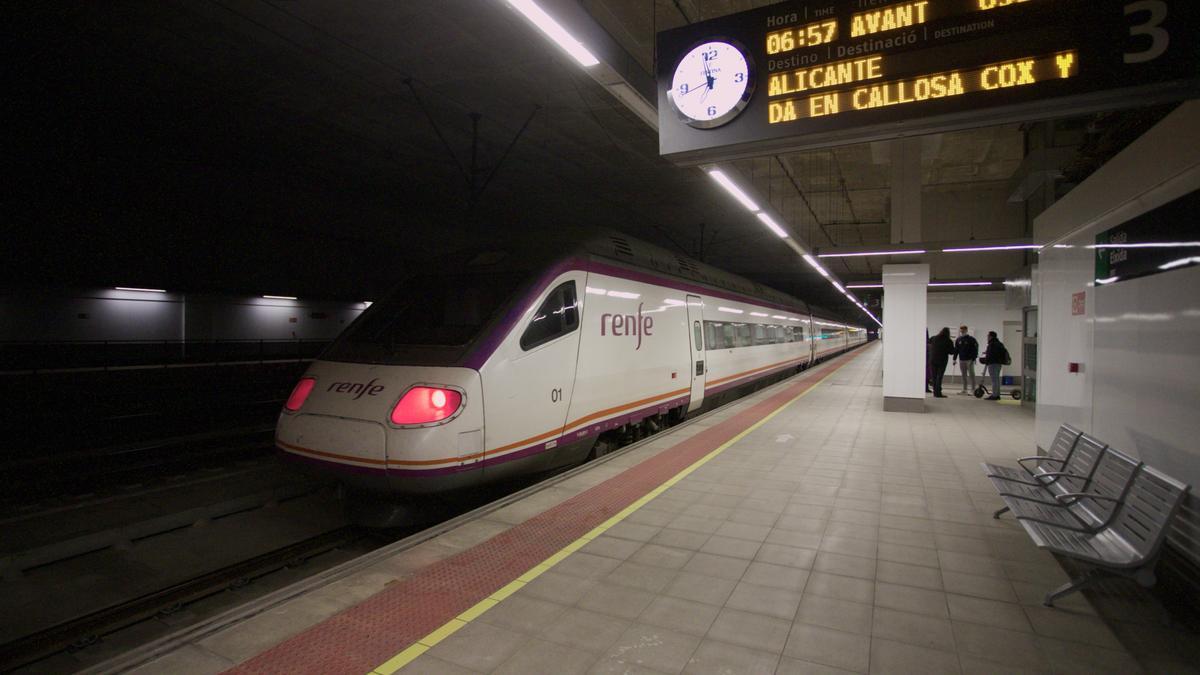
[{"left": 882, "top": 264, "right": 930, "bottom": 413}]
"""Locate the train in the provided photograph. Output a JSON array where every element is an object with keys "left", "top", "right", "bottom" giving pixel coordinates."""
[{"left": 276, "top": 231, "right": 868, "bottom": 524}]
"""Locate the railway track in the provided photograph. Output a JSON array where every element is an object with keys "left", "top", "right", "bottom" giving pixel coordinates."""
[
  {"left": 0, "top": 426, "right": 277, "bottom": 514},
  {"left": 0, "top": 526, "right": 368, "bottom": 673}
]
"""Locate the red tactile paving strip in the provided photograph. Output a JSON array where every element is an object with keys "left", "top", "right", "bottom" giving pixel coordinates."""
[{"left": 229, "top": 350, "right": 864, "bottom": 675}]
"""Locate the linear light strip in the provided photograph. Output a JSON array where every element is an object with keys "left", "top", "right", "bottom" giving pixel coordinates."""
[
  {"left": 818, "top": 249, "right": 926, "bottom": 258},
  {"left": 846, "top": 282, "right": 994, "bottom": 288},
  {"left": 708, "top": 170, "right": 760, "bottom": 212},
  {"left": 709, "top": 169, "right": 881, "bottom": 327},
  {"left": 115, "top": 287, "right": 166, "bottom": 293},
  {"left": 1090, "top": 242, "right": 1200, "bottom": 249},
  {"left": 756, "top": 213, "right": 789, "bottom": 239},
  {"left": 506, "top": 0, "right": 599, "bottom": 67},
  {"left": 942, "top": 245, "right": 1041, "bottom": 253}
]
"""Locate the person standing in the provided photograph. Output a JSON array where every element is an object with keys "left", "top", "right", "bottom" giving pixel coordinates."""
[
  {"left": 953, "top": 325, "right": 979, "bottom": 395},
  {"left": 979, "top": 331, "right": 1010, "bottom": 401},
  {"left": 925, "top": 330, "right": 932, "bottom": 393},
  {"left": 929, "top": 327, "right": 956, "bottom": 398}
]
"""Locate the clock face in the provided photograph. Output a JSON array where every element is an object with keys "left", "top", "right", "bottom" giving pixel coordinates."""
[{"left": 668, "top": 40, "right": 754, "bottom": 129}]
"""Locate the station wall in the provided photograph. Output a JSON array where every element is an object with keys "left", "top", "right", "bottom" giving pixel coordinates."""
[
  {"left": 1034, "top": 102, "right": 1200, "bottom": 564},
  {"left": 926, "top": 290, "right": 1021, "bottom": 360},
  {"left": 0, "top": 289, "right": 367, "bottom": 342}
]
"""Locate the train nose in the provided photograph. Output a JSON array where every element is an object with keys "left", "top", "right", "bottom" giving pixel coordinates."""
[{"left": 275, "top": 362, "right": 483, "bottom": 480}]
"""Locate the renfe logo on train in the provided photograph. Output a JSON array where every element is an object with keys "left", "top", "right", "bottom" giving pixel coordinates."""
[
  {"left": 328, "top": 378, "right": 386, "bottom": 400},
  {"left": 601, "top": 303, "right": 654, "bottom": 350}
]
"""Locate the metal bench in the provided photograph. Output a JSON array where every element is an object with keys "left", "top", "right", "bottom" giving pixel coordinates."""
[
  {"left": 1018, "top": 464, "right": 1190, "bottom": 606},
  {"left": 998, "top": 447, "right": 1141, "bottom": 533},
  {"left": 983, "top": 428, "right": 1107, "bottom": 520},
  {"left": 983, "top": 423, "right": 1083, "bottom": 488}
]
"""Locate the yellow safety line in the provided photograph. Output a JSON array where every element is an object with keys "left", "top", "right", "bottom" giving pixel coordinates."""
[{"left": 369, "top": 364, "right": 846, "bottom": 674}]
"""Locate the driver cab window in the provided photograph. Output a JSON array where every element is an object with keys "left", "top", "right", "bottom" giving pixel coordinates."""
[{"left": 520, "top": 281, "right": 579, "bottom": 350}]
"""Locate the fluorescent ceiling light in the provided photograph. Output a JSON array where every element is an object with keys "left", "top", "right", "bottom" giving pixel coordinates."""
[
  {"left": 832, "top": 282, "right": 845, "bottom": 293},
  {"left": 263, "top": 295, "right": 297, "bottom": 300},
  {"left": 718, "top": 306, "right": 744, "bottom": 314},
  {"left": 772, "top": 315, "right": 788, "bottom": 320},
  {"left": 1095, "top": 276, "right": 1119, "bottom": 285},
  {"left": 942, "top": 245, "right": 1041, "bottom": 253},
  {"left": 1090, "top": 242, "right": 1200, "bottom": 249},
  {"left": 585, "top": 287, "right": 607, "bottom": 295},
  {"left": 847, "top": 284, "right": 883, "bottom": 289},
  {"left": 756, "top": 213, "right": 789, "bottom": 239},
  {"left": 362, "top": 301, "right": 373, "bottom": 307},
  {"left": 750, "top": 312, "right": 769, "bottom": 317},
  {"left": 708, "top": 170, "right": 760, "bottom": 212},
  {"left": 606, "top": 290, "right": 640, "bottom": 299},
  {"left": 801, "top": 254, "right": 830, "bottom": 278},
  {"left": 819, "top": 249, "right": 925, "bottom": 258},
  {"left": 506, "top": 0, "right": 600, "bottom": 67},
  {"left": 115, "top": 287, "right": 165, "bottom": 293},
  {"left": 1159, "top": 257, "right": 1200, "bottom": 271},
  {"left": 929, "top": 282, "right": 993, "bottom": 287}
]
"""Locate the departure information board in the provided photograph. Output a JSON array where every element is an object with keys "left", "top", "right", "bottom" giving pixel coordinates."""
[{"left": 656, "top": 0, "right": 1199, "bottom": 164}]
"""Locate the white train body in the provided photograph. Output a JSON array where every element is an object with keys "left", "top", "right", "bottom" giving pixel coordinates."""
[{"left": 276, "top": 234, "right": 867, "bottom": 503}]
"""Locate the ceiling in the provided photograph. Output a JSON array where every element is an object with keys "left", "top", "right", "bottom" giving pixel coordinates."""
[{"left": 9, "top": 0, "right": 1133, "bottom": 321}]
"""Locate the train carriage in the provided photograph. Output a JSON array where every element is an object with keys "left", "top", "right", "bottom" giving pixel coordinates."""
[{"left": 276, "top": 232, "right": 866, "bottom": 524}]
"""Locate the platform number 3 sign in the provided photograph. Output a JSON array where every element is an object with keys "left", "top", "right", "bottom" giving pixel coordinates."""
[{"left": 1124, "top": 1, "right": 1170, "bottom": 64}]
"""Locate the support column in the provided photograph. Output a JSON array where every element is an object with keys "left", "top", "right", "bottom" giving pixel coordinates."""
[{"left": 882, "top": 264, "right": 930, "bottom": 413}]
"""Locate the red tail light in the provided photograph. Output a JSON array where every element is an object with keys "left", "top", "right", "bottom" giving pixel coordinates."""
[
  {"left": 390, "top": 386, "right": 462, "bottom": 425},
  {"left": 284, "top": 377, "right": 316, "bottom": 411}
]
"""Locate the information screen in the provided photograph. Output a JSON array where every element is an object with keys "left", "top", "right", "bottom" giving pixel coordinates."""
[{"left": 656, "top": 0, "right": 1199, "bottom": 164}]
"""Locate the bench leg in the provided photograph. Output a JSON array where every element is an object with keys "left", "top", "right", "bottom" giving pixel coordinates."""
[
  {"left": 1044, "top": 569, "right": 1101, "bottom": 607},
  {"left": 993, "top": 505, "right": 1010, "bottom": 519}
]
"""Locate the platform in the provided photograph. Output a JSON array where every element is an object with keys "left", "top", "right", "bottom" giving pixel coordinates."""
[{"left": 107, "top": 344, "right": 1192, "bottom": 675}]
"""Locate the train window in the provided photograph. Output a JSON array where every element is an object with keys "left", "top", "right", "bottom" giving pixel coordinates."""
[
  {"left": 693, "top": 321, "right": 703, "bottom": 351},
  {"left": 723, "top": 323, "right": 737, "bottom": 348},
  {"left": 753, "top": 324, "right": 765, "bottom": 345},
  {"left": 705, "top": 322, "right": 719, "bottom": 349},
  {"left": 519, "top": 281, "right": 579, "bottom": 351},
  {"left": 324, "top": 270, "right": 529, "bottom": 362},
  {"left": 736, "top": 324, "right": 752, "bottom": 347}
]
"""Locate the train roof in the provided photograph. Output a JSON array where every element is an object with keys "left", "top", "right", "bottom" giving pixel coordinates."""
[
  {"left": 447, "top": 228, "right": 863, "bottom": 329},
  {"left": 576, "top": 231, "right": 855, "bottom": 326}
]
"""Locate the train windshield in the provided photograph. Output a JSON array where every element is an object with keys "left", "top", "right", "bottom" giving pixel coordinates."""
[{"left": 323, "top": 270, "right": 528, "bottom": 363}]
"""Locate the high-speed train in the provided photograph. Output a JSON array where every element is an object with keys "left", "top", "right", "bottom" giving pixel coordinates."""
[{"left": 277, "top": 232, "right": 867, "bottom": 523}]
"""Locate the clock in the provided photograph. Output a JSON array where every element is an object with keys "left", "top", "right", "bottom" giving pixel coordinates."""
[{"left": 667, "top": 40, "right": 755, "bottom": 129}]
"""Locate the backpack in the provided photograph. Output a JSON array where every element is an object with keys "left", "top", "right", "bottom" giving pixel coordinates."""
[{"left": 1000, "top": 344, "right": 1012, "bottom": 366}]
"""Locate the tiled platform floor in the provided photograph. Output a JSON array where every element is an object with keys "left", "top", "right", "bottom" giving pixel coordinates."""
[
  {"left": 114, "top": 344, "right": 1198, "bottom": 675},
  {"left": 399, "top": 345, "right": 1173, "bottom": 675}
]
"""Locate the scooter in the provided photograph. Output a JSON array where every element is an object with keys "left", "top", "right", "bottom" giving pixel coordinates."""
[{"left": 974, "top": 382, "right": 1022, "bottom": 400}]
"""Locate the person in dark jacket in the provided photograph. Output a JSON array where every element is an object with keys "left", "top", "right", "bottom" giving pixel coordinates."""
[
  {"left": 929, "top": 327, "right": 956, "bottom": 398},
  {"left": 979, "top": 331, "right": 1010, "bottom": 400},
  {"left": 953, "top": 325, "right": 979, "bottom": 395},
  {"left": 925, "top": 330, "right": 932, "bottom": 392}
]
